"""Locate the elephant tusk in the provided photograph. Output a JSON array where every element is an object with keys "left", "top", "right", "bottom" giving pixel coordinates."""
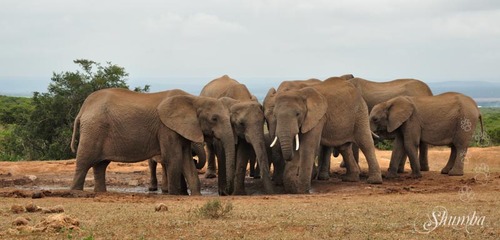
[
  {"left": 371, "top": 131, "right": 380, "bottom": 139},
  {"left": 295, "top": 134, "right": 300, "bottom": 151},
  {"left": 270, "top": 136, "right": 278, "bottom": 147}
]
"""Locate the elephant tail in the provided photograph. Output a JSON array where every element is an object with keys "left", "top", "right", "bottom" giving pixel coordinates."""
[
  {"left": 479, "top": 114, "right": 485, "bottom": 139},
  {"left": 70, "top": 114, "right": 81, "bottom": 153}
]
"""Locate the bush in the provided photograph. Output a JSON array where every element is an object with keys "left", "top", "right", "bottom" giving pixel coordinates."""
[
  {"left": 194, "top": 199, "right": 233, "bottom": 219},
  {"left": 0, "top": 59, "right": 149, "bottom": 160}
]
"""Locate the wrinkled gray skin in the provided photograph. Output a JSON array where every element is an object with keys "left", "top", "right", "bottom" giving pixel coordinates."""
[
  {"left": 200, "top": 75, "right": 273, "bottom": 195},
  {"left": 70, "top": 88, "right": 235, "bottom": 195},
  {"left": 342, "top": 77, "right": 433, "bottom": 176},
  {"left": 370, "top": 92, "right": 483, "bottom": 177},
  {"left": 148, "top": 142, "right": 206, "bottom": 193},
  {"left": 272, "top": 78, "right": 383, "bottom": 194}
]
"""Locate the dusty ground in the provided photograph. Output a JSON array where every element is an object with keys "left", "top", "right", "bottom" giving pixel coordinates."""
[{"left": 0, "top": 147, "right": 499, "bottom": 239}]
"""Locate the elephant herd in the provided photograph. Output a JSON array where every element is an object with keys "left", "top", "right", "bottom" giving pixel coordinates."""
[{"left": 70, "top": 74, "right": 483, "bottom": 195}]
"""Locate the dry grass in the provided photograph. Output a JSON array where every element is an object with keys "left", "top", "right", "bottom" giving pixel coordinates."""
[{"left": 0, "top": 192, "right": 498, "bottom": 239}]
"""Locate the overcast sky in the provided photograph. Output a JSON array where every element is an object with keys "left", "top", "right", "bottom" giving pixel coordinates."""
[{"left": 1, "top": 0, "right": 500, "bottom": 94}]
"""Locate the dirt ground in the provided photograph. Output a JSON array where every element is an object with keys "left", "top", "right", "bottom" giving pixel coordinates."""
[{"left": 0, "top": 147, "right": 499, "bottom": 239}]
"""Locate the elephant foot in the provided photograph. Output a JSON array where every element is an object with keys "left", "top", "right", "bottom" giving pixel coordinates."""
[
  {"left": 205, "top": 169, "right": 217, "bottom": 179},
  {"left": 341, "top": 173, "right": 360, "bottom": 182},
  {"left": 94, "top": 186, "right": 107, "bottom": 192},
  {"left": 384, "top": 171, "right": 399, "bottom": 179},
  {"left": 148, "top": 187, "right": 158, "bottom": 192},
  {"left": 410, "top": 172, "right": 422, "bottom": 179},
  {"left": 232, "top": 189, "right": 247, "bottom": 195},
  {"left": 440, "top": 167, "right": 451, "bottom": 174},
  {"left": 397, "top": 167, "right": 406, "bottom": 174},
  {"left": 253, "top": 175, "right": 261, "bottom": 179},
  {"left": 318, "top": 171, "right": 330, "bottom": 180},
  {"left": 420, "top": 165, "right": 429, "bottom": 171},
  {"left": 447, "top": 168, "right": 464, "bottom": 176},
  {"left": 367, "top": 174, "right": 383, "bottom": 184},
  {"left": 161, "top": 188, "right": 168, "bottom": 194},
  {"left": 190, "top": 191, "right": 202, "bottom": 196}
]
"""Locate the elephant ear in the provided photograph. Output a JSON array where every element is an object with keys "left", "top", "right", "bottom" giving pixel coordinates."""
[
  {"left": 263, "top": 88, "right": 276, "bottom": 106},
  {"left": 301, "top": 87, "right": 327, "bottom": 133},
  {"left": 387, "top": 97, "right": 414, "bottom": 133},
  {"left": 219, "top": 97, "right": 238, "bottom": 110},
  {"left": 157, "top": 95, "right": 204, "bottom": 143}
]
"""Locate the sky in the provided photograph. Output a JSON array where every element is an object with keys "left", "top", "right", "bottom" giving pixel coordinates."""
[{"left": 1, "top": 0, "right": 500, "bottom": 95}]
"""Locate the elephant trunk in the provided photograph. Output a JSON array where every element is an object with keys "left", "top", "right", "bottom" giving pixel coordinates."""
[
  {"left": 222, "top": 133, "right": 236, "bottom": 195},
  {"left": 192, "top": 142, "right": 206, "bottom": 169},
  {"left": 278, "top": 131, "right": 294, "bottom": 161},
  {"left": 248, "top": 131, "right": 274, "bottom": 194}
]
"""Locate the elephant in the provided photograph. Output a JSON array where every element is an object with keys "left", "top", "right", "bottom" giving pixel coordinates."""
[
  {"left": 263, "top": 75, "right": 354, "bottom": 182},
  {"left": 338, "top": 77, "right": 434, "bottom": 175},
  {"left": 271, "top": 77, "right": 383, "bottom": 193},
  {"left": 200, "top": 75, "right": 273, "bottom": 195},
  {"left": 369, "top": 92, "right": 483, "bottom": 177},
  {"left": 148, "top": 142, "right": 206, "bottom": 193},
  {"left": 70, "top": 88, "right": 235, "bottom": 195}
]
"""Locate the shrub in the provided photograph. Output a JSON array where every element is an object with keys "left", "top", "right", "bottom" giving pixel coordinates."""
[{"left": 195, "top": 199, "right": 233, "bottom": 219}]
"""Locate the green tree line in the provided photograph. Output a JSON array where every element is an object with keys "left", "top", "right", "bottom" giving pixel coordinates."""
[
  {"left": 0, "top": 59, "right": 148, "bottom": 161},
  {"left": 1, "top": 60, "right": 499, "bottom": 160}
]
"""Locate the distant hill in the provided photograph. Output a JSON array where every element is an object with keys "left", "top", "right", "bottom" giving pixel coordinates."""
[
  {"left": 428, "top": 81, "right": 500, "bottom": 98},
  {"left": 427, "top": 81, "right": 500, "bottom": 107}
]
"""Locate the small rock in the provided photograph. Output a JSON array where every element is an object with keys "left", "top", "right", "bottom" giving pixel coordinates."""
[
  {"left": 11, "top": 204, "right": 25, "bottom": 214},
  {"left": 25, "top": 175, "right": 37, "bottom": 181},
  {"left": 32, "top": 191, "right": 45, "bottom": 199},
  {"left": 155, "top": 203, "right": 168, "bottom": 212},
  {"left": 25, "top": 203, "right": 41, "bottom": 212},
  {"left": 12, "top": 217, "right": 30, "bottom": 226}
]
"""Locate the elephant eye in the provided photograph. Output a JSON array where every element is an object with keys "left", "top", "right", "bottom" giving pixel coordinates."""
[
  {"left": 238, "top": 121, "right": 245, "bottom": 127},
  {"left": 211, "top": 115, "right": 218, "bottom": 122},
  {"left": 295, "top": 112, "right": 300, "bottom": 117},
  {"left": 372, "top": 117, "right": 380, "bottom": 123}
]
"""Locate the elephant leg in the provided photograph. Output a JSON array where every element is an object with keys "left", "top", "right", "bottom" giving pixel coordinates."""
[
  {"left": 441, "top": 145, "right": 457, "bottom": 174},
  {"left": 448, "top": 146, "right": 466, "bottom": 176},
  {"left": 338, "top": 143, "right": 360, "bottom": 182},
  {"left": 356, "top": 129, "right": 383, "bottom": 184},
  {"left": 317, "top": 146, "right": 331, "bottom": 180},
  {"left": 166, "top": 146, "right": 185, "bottom": 195},
  {"left": 234, "top": 143, "right": 250, "bottom": 195},
  {"left": 252, "top": 161, "right": 261, "bottom": 179},
  {"left": 397, "top": 153, "right": 408, "bottom": 173},
  {"left": 387, "top": 136, "right": 405, "bottom": 178},
  {"left": 93, "top": 160, "right": 111, "bottom": 192},
  {"left": 205, "top": 142, "right": 217, "bottom": 178},
  {"left": 160, "top": 162, "right": 168, "bottom": 193},
  {"left": 403, "top": 137, "right": 421, "bottom": 178},
  {"left": 148, "top": 159, "right": 158, "bottom": 191},
  {"left": 419, "top": 143, "right": 429, "bottom": 171},
  {"left": 182, "top": 145, "right": 201, "bottom": 195},
  {"left": 352, "top": 143, "right": 360, "bottom": 165},
  {"left": 70, "top": 159, "right": 94, "bottom": 191}
]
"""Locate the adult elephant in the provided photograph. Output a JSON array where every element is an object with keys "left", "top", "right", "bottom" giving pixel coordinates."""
[
  {"left": 148, "top": 142, "right": 206, "bottom": 193},
  {"left": 370, "top": 92, "right": 483, "bottom": 177},
  {"left": 70, "top": 88, "right": 235, "bottom": 195},
  {"left": 271, "top": 77, "right": 383, "bottom": 194},
  {"left": 200, "top": 75, "right": 273, "bottom": 195},
  {"left": 333, "top": 77, "right": 434, "bottom": 177},
  {"left": 264, "top": 75, "right": 354, "bottom": 182}
]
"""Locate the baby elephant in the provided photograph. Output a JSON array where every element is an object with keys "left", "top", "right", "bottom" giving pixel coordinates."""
[{"left": 369, "top": 92, "right": 483, "bottom": 178}]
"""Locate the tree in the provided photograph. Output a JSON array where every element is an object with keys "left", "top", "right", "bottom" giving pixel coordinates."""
[{"left": 2, "top": 59, "right": 149, "bottom": 160}]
